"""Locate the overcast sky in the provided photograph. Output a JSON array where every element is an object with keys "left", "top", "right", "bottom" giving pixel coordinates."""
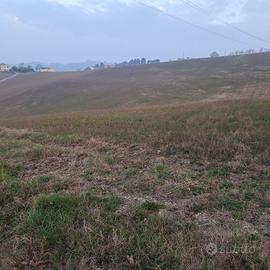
[{"left": 1, "top": 0, "right": 270, "bottom": 64}]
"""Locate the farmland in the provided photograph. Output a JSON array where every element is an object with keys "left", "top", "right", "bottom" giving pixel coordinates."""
[
  {"left": 0, "top": 53, "right": 270, "bottom": 269},
  {"left": 1, "top": 52, "right": 270, "bottom": 118}
]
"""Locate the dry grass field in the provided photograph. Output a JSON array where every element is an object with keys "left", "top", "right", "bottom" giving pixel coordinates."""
[{"left": 0, "top": 54, "right": 270, "bottom": 269}]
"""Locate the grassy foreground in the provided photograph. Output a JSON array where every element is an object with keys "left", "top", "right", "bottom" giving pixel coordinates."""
[{"left": 1, "top": 98, "right": 270, "bottom": 269}]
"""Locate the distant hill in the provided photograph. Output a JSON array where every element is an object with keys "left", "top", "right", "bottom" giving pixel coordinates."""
[
  {"left": 49, "top": 60, "right": 102, "bottom": 72},
  {"left": 26, "top": 60, "right": 102, "bottom": 72},
  {"left": 1, "top": 52, "right": 270, "bottom": 118}
]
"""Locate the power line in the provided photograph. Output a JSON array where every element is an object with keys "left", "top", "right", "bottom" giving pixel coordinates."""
[
  {"left": 137, "top": 1, "right": 254, "bottom": 47},
  {"left": 184, "top": 0, "right": 270, "bottom": 44},
  {"left": 182, "top": 0, "right": 270, "bottom": 45}
]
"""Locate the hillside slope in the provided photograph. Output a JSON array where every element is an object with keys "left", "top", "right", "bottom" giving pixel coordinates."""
[
  {"left": 1, "top": 52, "right": 270, "bottom": 117},
  {"left": 0, "top": 72, "right": 14, "bottom": 81},
  {"left": 1, "top": 98, "right": 270, "bottom": 269}
]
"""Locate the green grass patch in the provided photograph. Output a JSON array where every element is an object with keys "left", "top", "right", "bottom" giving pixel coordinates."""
[
  {"left": 19, "top": 194, "right": 81, "bottom": 247},
  {"left": 243, "top": 191, "right": 256, "bottom": 201},
  {"left": 52, "top": 134, "right": 81, "bottom": 146},
  {"left": 124, "top": 167, "right": 139, "bottom": 178},
  {"left": 16, "top": 191, "right": 204, "bottom": 269},
  {"left": 82, "top": 169, "right": 95, "bottom": 181},
  {"left": 190, "top": 186, "right": 206, "bottom": 195},
  {"left": 37, "top": 175, "right": 54, "bottom": 183},
  {"left": 186, "top": 171, "right": 202, "bottom": 181},
  {"left": 28, "top": 131, "right": 49, "bottom": 144},
  {"left": 208, "top": 167, "right": 229, "bottom": 177},
  {"left": 0, "top": 161, "right": 23, "bottom": 182},
  {"left": 155, "top": 164, "right": 173, "bottom": 181},
  {"left": 83, "top": 190, "right": 122, "bottom": 212},
  {"left": 52, "top": 180, "right": 67, "bottom": 193},
  {"left": 134, "top": 201, "right": 165, "bottom": 221},
  {"left": 216, "top": 194, "right": 245, "bottom": 219},
  {"left": 139, "top": 201, "right": 164, "bottom": 212},
  {"left": 220, "top": 180, "right": 234, "bottom": 190},
  {"left": 100, "top": 153, "right": 115, "bottom": 165},
  {"left": 0, "top": 177, "right": 49, "bottom": 237},
  {"left": 0, "top": 139, "right": 31, "bottom": 158}
]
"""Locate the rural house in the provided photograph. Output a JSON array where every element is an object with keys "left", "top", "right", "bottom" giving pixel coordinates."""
[
  {"left": 36, "top": 67, "right": 55, "bottom": 72},
  {"left": 0, "top": 63, "right": 9, "bottom": 72}
]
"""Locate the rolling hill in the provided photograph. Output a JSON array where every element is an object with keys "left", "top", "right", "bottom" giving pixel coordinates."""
[{"left": 1, "top": 52, "right": 270, "bottom": 118}]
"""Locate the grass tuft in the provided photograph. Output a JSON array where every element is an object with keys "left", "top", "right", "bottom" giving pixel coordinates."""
[
  {"left": 155, "top": 164, "right": 173, "bottom": 181},
  {"left": 139, "top": 201, "right": 164, "bottom": 212},
  {"left": 0, "top": 161, "right": 23, "bottom": 182},
  {"left": 19, "top": 194, "right": 81, "bottom": 247}
]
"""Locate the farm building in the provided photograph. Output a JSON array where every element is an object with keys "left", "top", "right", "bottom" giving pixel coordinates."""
[
  {"left": 0, "top": 63, "right": 9, "bottom": 72},
  {"left": 36, "top": 67, "right": 55, "bottom": 72}
]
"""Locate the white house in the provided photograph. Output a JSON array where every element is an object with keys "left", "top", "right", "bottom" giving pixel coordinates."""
[
  {"left": 36, "top": 67, "right": 55, "bottom": 72},
  {"left": 0, "top": 63, "right": 9, "bottom": 72}
]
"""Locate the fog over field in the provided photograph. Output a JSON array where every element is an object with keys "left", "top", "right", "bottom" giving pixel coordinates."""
[{"left": 1, "top": 0, "right": 270, "bottom": 63}]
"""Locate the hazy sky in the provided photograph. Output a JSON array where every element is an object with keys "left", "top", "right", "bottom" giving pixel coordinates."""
[{"left": 1, "top": 0, "right": 270, "bottom": 63}]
